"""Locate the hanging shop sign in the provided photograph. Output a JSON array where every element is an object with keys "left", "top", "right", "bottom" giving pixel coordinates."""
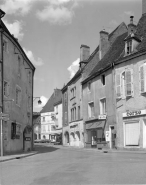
[
  {"left": 123, "top": 109, "right": 146, "bottom": 118},
  {"left": 98, "top": 114, "right": 106, "bottom": 120}
]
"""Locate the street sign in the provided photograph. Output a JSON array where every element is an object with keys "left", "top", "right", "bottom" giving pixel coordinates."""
[
  {"left": 0, "top": 113, "right": 9, "bottom": 117},
  {"left": 0, "top": 117, "right": 9, "bottom": 121},
  {"left": 98, "top": 114, "right": 106, "bottom": 120}
]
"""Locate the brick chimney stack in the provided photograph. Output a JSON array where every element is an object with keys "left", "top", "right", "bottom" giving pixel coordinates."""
[
  {"left": 99, "top": 29, "right": 109, "bottom": 60},
  {"left": 128, "top": 16, "right": 136, "bottom": 35},
  {"left": 142, "top": 0, "right": 146, "bottom": 15}
]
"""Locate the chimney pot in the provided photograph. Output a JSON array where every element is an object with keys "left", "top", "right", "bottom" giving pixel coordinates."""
[
  {"left": 80, "top": 45, "right": 90, "bottom": 62},
  {"left": 128, "top": 16, "right": 136, "bottom": 35}
]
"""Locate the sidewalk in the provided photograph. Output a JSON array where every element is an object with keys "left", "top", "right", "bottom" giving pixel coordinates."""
[{"left": 0, "top": 151, "right": 38, "bottom": 163}]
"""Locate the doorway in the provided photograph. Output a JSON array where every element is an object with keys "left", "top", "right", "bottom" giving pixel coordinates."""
[{"left": 109, "top": 126, "right": 116, "bottom": 149}]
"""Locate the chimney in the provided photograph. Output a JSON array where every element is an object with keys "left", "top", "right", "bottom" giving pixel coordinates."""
[
  {"left": 128, "top": 16, "right": 136, "bottom": 35},
  {"left": 142, "top": 0, "right": 146, "bottom": 15},
  {"left": 80, "top": 45, "right": 90, "bottom": 62},
  {"left": 99, "top": 29, "right": 109, "bottom": 60}
]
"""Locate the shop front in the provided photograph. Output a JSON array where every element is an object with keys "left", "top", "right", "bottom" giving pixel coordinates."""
[
  {"left": 122, "top": 109, "right": 146, "bottom": 150},
  {"left": 69, "top": 120, "right": 84, "bottom": 147},
  {"left": 85, "top": 119, "right": 107, "bottom": 149}
]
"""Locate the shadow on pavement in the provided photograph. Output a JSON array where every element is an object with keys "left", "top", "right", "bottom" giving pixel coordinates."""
[{"left": 34, "top": 144, "right": 60, "bottom": 154}]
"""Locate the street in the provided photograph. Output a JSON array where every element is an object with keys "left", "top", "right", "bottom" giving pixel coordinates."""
[{"left": 0, "top": 144, "right": 146, "bottom": 185}]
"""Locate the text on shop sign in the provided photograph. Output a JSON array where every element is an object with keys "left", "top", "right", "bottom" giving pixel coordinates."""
[{"left": 123, "top": 109, "right": 146, "bottom": 118}]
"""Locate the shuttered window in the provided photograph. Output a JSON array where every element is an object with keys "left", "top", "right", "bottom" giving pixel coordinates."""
[
  {"left": 125, "top": 69, "right": 133, "bottom": 97},
  {"left": 116, "top": 74, "right": 121, "bottom": 98},
  {"left": 139, "top": 64, "right": 146, "bottom": 93},
  {"left": 125, "top": 122, "right": 140, "bottom": 146}
]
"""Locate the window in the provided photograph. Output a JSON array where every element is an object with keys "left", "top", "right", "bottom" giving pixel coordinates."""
[
  {"left": 51, "top": 125, "right": 56, "bottom": 131},
  {"left": 65, "top": 112, "right": 67, "bottom": 124},
  {"left": 87, "top": 82, "right": 91, "bottom": 92},
  {"left": 70, "top": 87, "right": 76, "bottom": 99},
  {"left": 16, "top": 86, "right": 21, "bottom": 106},
  {"left": 28, "top": 71, "right": 31, "bottom": 84},
  {"left": 96, "top": 128, "right": 105, "bottom": 142},
  {"left": 88, "top": 102, "right": 94, "bottom": 118},
  {"left": 18, "top": 56, "right": 21, "bottom": 76},
  {"left": 116, "top": 69, "right": 134, "bottom": 98},
  {"left": 100, "top": 98, "right": 106, "bottom": 115},
  {"left": 4, "top": 81, "right": 9, "bottom": 97},
  {"left": 3, "top": 39, "right": 8, "bottom": 52},
  {"left": 43, "top": 117, "right": 45, "bottom": 122},
  {"left": 56, "top": 105, "right": 58, "bottom": 114},
  {"left": 42, "top": 125, "right": 46, "bottom": 132},
  {"left": 74, "top": 107, "right": 76, "bottom": 120},
  {"left": 78, "top": 106, "right": 80, "bottom": 120},
  {"left": 71, "top": 107, "right": 76, "bottom": 121},
  {"left": 11, "top": 122, "right": 16, "bottom": 139},
  {"left": 64, "top": 92, "right": 67, "bottom": 106},
  {"left": 127, "top": 40, "right": 132, "bottom": 54},
  {"left": 139, "top": 64, "right": 146, "bottom": 93},
  {"left": 101, "top": 74, "right": 105, "bottom": 86}
]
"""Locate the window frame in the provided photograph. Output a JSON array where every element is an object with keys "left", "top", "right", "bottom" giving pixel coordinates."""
[
  {"left": 15, "top": 85, "right": 21, "bottom": 106},
  {"left": 88, "top": 101, "right": 94, "bottom": 118},
  {"left": 101, "top": 74, "right": 106, "bottom": 86},
  {"left": 99, "top": 98, "right": 106, "bottom": 115},
  {"left": 3, "top": 80, "right": 9, "bottom": 97}
]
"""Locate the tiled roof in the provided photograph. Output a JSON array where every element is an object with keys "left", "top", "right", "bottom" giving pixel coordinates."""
[
  {"left": 82, "top": 22, "right": 127, "bottom": 81},
  {"left": 54, "top": 89, "right": 62, "bottom": 106},
  {"left": 41, "top": 89, "right": 62, "bottom": 113},
  {"left": 135, "top": 14, "right": 146, "bottom": 51},
  {"left": 89, "top": 32, "right": 128, "bottom": 78},
  {"left": 86, "top": 14, "right": 146, "bottom": 81},
  {"left": 40, "top": 93, "right": 54, "bottom": 113}
]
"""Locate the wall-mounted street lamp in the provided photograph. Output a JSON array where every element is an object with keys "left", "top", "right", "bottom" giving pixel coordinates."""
[{"left": 33, "top": 97, "right": 42, "bottom": 105}]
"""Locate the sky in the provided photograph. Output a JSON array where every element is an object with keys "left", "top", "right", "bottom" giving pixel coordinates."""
[{"left": 0, "top": 0, "right": 142, "bottom": 112}]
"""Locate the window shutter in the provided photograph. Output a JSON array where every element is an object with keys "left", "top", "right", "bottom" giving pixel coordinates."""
[
  {"left": 125, "top": 69, "right": 133, "bottom": 97},
  {"left": 139, "top": 65, "right": 146, "bottom": 93},
  {"left": 116, "top": 74, "right": 121, "bottom": 98}
]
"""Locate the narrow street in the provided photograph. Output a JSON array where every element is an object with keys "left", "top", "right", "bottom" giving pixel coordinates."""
[{"left": 0, "top": 144, "right": 146, "bottom": 185}]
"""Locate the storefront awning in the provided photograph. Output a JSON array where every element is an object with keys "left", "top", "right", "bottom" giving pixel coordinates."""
[{"left": 86, "top": 121, "right": 105, "bottom": 130}]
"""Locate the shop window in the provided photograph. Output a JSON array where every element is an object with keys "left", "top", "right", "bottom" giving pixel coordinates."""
[{"left": 97, "top": 128, "right": 105, "bottom": 142}]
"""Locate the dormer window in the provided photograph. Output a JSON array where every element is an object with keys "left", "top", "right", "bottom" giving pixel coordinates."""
[{"left": 127, "top": 40, "right": 132, "bottom": 54}]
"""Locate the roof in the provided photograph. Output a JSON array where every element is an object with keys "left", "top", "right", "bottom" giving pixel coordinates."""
[
  {"left": 82, "top": 22, "right": 127, "bottom": 81},
  {"left": 0, "top": 20, "right": 35, "bottom": 71},
  {"left": 88, "top": 32, "right": 128, "bottom": 78},
  {"left": 41, "top": 93, "right": 54, "bottom": 113},
  {"left": 41, "top": 89, "right": 62, "bottom": 113},
  {"left": 54, "top": 89, "right": 62, "bottom": 106},
  {"left": 83, "top": 14, "right": 146, "bottom": 82}
]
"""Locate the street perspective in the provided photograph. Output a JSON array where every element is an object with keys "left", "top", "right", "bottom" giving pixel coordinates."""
[{"left": 0, "top": 0, "right": 146, "bottom": 184}]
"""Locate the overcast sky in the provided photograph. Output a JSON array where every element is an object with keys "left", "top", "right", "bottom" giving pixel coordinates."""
[{"left": 0, "top": 0, "right": 142, "bottom": 111}]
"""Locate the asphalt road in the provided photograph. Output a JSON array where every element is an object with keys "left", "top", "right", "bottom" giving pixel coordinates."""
[{"left": 0, "top": 144, "right": 146, "bottom": 185}]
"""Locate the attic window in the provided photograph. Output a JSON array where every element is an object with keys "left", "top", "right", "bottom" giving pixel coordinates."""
[{"left": 127, "top": 40, "right": 132, "bottom": 54}]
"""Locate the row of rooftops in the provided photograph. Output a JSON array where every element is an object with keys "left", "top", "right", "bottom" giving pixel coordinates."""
[{"left": 62, "top": 2, "right": 146, "bottom": 91}]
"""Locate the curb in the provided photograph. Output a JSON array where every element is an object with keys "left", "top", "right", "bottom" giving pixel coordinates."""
[{"left": 0, "top": 152, "right": 38, "bottom": 163}]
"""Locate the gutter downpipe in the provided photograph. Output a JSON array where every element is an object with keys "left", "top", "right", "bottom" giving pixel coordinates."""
[{"left": 0, "top": 27, "right": 4, "bottom": 156}]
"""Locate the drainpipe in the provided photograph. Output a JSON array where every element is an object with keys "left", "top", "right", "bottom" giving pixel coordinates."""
[{"left": 0, "top": 27, "right": 4, "bottom": 156}]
